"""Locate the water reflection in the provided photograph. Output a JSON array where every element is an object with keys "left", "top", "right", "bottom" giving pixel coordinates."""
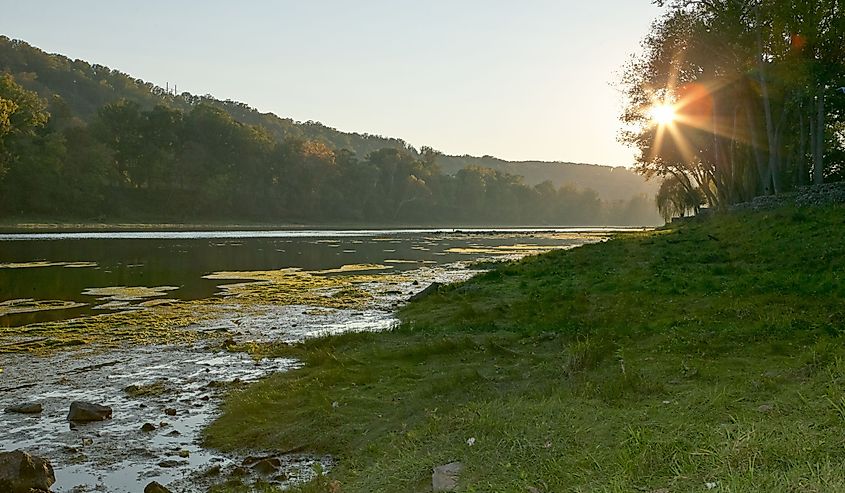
[{"left": 0, "top": 229, "right": 630, "bottom": 327}]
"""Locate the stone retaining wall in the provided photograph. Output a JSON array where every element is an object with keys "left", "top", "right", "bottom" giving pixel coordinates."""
[{"left": 728, "top": 182, "right": 845, "bottom": 212}]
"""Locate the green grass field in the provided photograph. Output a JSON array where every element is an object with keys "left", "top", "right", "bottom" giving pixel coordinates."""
[{"left": 205, "top": 205, "right": 845, "bottom": 492}]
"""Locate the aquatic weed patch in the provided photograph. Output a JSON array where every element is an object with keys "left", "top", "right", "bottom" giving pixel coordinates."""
[
  {"left": 205, "top": 266, "right": 407, "bottom": 309},
  {"left": 0, "top": 300, "right": 222, "bottom": 353},
  {"left": 0, "top": 298, "right": 87, "bottom": 317},
  {"left": 1, "top": 265, "right": 408, "bottom": 353}
]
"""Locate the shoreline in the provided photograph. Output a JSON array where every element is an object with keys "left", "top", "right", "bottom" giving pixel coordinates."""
[
  {"left": 0, "top": 222, "right": 657, "bottom": 234},
  {"left": 204, "top": 205, "right": 845, "bottom": 492}
]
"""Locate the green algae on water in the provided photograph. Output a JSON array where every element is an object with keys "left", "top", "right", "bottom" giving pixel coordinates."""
[
  {"left": 0, "top": 298, "right": 88, "bottom": 317},
  {"left": 205, "top": 265, "right": 405, "bottom": 309},
  {"left": 0, "top": 299, "right": 222, "bottom": 354},
  {"left": 82, "top": 286, "right": 180, "bottom": 301}
]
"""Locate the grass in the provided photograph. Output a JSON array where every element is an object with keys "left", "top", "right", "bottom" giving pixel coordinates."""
[{"left": 204, "top": 205, "right": 845, "bottom": 492}]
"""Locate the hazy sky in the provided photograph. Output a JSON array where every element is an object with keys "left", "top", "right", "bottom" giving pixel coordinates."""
[{"left": 1, "top": 1, "right": 662, "bottom": 166}]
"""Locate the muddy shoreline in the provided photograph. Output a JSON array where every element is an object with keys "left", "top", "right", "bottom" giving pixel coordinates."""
[
  {"left": 1, "top": 232, "right": 602, "bottom": 491},
  {"left": 0, "top": 262, "right": 486, "bottom": 492}
]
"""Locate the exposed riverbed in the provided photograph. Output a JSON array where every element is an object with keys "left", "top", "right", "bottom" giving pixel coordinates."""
[{"left": 0, "top": 229, "right": 615, "bottom": 491}]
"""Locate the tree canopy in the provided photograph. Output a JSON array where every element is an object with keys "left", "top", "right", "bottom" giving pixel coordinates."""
[
  {"left": 0, "top": 83, "right": 660, "bottom": 225},
  {"left": 621, "top": 0, "right": 845, "bottom": 210},
  {"left": 0, "top": 35, "right": 658, "bottom": 206}
]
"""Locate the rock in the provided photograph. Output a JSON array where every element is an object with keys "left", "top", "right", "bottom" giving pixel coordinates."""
[
  {"left": 252, "top": 458, "right": 281, "bottom": 475},
  {"left": 231, "top": 466, "right": 248, "bottom": 477},
  {"left": 140, "top": 423, "right": 156, "bottom": 432},
  {"left": 144, "top": 481, "right": 172, "bottom": 493},
  {"left": 432, "top": 461, "right": 463, "bottom": 492},
  {"left": 0, "top": 450, "right": 56, "bottom": 493},
  {"left": 410, "top": 282, "right": 442, "bottom": 302},
  {"left": 164, "top": 408, "right": 177, "bottom": 416},
  {"left": 4, "top": 403, "right": 42, "bottom": 414},
  {"left": 67, "top": 401, "right": 112, "bottom": 422},
  {"left": 157, "top": 460, "right": 182, "bottom": 468},
  {"left": 202, "top": 465, "right": 222, "bottom": 477},
  {"left": 178, "top": 450, "right": 189, "bottom": 458}
]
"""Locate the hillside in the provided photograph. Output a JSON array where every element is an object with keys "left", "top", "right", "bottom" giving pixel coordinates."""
[
  {"left": 440, "top": 155, "right": 659, "bottom": 200},
  {"left": 0, "top": 36, "right": 655, "bottom": 203},
  {"left": 206, "top": 204, "right": 845, "bottom": 492}
]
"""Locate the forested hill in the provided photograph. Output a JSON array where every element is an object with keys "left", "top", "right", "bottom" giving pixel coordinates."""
[
  {"left": 0, "top": 36, "right": 661, "bottom": 225},
  {"left": 0, "top": 36, "right": 655, "bottom": 202},
  {"left": 0, "top": 36, "right": 410, "bottom": 159},
  {"left": 438, "top": 155, "right": 658, "bottom": 200}
]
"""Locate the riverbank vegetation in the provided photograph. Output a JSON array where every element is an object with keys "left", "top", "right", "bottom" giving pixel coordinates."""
[{"left": 205, "top": 204, "right": 845, "bottom": 492}]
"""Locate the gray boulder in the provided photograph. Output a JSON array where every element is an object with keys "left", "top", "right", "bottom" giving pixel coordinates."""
[
  {"left": 0, "top": 450, "right": 56, "bottom": 493},
  {"left": 4, "top": 403, "right": 42, "bottom": 414},
  {"left": 67, "top": 401, "right": 112, "bottom": 422},
  {"left": 432, "top": 461, "right": 463, "bottom": 492}
]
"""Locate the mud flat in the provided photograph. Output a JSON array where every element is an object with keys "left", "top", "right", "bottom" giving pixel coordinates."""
[{"left": 0, "top": 262, "right": 490, "bottom": 491}]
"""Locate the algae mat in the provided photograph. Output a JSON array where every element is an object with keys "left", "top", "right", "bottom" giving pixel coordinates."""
[{"left": 0, "top": 266, "right": 405, "bottom": 353}]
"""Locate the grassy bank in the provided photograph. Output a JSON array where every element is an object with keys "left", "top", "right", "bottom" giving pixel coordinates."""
[{"left": 205, "top": 206, "right": 845, "bottom": 492}]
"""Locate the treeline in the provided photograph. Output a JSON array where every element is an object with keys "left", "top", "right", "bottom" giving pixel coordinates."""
[
  {"left": 1, "top": 36, "right": 660, "bottom": 207},
  {"left": 0, "top": 76, "right": 658, "bottom": 225},
  {"left": 622, "top": 0, "right": 844, "bottom": 212},
  {"left": 0, "top": 36, "right": 436, "bottom": 160}
]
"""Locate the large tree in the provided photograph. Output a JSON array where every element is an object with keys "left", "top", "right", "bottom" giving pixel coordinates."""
[
  {"left": 621, "top": 0, "right": 845, "bottom": 209},
  {"left": 0, "top": 74, "right": 49, "bottom": 178}
]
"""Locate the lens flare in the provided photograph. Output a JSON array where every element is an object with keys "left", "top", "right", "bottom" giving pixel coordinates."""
[{"left": 650, "top": 104, "right": 676, "bottom": 125}]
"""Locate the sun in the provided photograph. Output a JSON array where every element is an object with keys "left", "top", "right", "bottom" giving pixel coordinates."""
[{"left": 650, "top": 103, "right": 677, "bottom": 125}]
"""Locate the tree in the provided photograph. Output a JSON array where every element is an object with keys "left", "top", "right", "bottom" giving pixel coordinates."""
[
  {"left": 0, "top": 74, "right": 49, "bottom": 178},
  {"left": 655, "top": 175, "right": 703, "bottom": 222},
  {"left": 621, "top": 0, "right": 845, "bottom": 209}
]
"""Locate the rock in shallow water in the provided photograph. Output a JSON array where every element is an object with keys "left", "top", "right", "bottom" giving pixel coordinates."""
[
  {"left": 252, "top": 457, "right": 282, "bottom": 475},
  {"left": 144, "top": 481, "right": 173, "bottom": 493},
  {"left": 409, "top": 281, "right": 442, "bottom": 301},
  {"left": 67, "top": 401, "right": 112, "bottom": 422},
  {"left": 4, "top": 403, "right": 42, "bottom": 414},
  {"left": 0, "top": 449, "right": 56, "bottom": 493}
]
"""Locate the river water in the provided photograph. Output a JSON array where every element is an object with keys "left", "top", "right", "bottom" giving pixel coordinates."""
[{"left": 0, "top": 228, "right": 616, "bottom": 492}]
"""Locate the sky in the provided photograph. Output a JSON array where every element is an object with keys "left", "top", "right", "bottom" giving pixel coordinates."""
[{"left": 1, "top": 1, "right": 663, "bottom": 166}]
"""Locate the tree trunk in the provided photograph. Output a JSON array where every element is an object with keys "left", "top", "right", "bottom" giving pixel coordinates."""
[
  {"left": 746, "top": 103, "right": 770, "bottom": 194},
  {"left": 729, "top": 107, "right": 739, "bottom": 203},
  {"left": 753, "top": 8, "right": 780, "bottom": 194},
  {"left": 813, "top": 87, "right": 825, "bottom": 185},
  {"left": 798, "top": 110, "right": 807, "bottom": 187}
]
